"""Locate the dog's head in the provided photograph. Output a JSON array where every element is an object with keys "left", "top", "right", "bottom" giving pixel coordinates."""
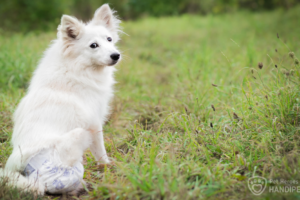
[{"left": 58, "top": 4, "right": 121, "bottom": 67}]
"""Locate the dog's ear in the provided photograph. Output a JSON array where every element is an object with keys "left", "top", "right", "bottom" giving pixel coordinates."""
[
  {"left": 91, "top": 4, "right": 121, "bottom": 41},
  {"left": 59, "top": 15, "right": 83, "bottom": 40}
]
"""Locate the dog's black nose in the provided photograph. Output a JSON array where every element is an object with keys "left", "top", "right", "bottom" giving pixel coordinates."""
[{"left": 110, "top": 53, "right": 120, "bottom": 61}]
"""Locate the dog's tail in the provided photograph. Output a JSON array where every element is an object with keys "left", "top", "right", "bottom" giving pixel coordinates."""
[{"left": 0, "top": 168, "right": 44, "bottom": 195}]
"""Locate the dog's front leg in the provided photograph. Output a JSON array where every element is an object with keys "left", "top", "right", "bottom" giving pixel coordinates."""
[{"left": 90, "top": 127, "right": 110, "bottom": 164}]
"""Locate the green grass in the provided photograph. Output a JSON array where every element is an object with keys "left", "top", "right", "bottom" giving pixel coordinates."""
[{"left": 1, "top": 6, "right": 300, "bottom": 200}]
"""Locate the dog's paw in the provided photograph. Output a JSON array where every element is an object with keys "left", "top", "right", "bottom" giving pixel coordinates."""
[
  {"left": 72, "top": 128, "right": 92, "bottom": 150},
  {"left": 97, "top": 160, "right": 115, "bottom": 171},
  {"left": 98, "top": 156, "right": 111, "bottom": 164}
]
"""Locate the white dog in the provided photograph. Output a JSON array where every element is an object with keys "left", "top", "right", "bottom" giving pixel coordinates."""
[{"left": 1, "top": 4, "right": 121, "bottom": 195}]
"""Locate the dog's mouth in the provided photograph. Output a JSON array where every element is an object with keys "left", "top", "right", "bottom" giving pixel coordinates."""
[{"left": 107, "top": 60, "right": 118, "bottom": 66}]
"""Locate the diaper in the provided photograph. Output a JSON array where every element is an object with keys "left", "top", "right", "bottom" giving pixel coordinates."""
[{"left": 23, "top": 148, "right": 84, "bottom": 194}]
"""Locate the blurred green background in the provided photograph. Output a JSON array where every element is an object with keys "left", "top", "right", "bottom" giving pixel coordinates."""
[{"left": 0, "top": 0, "right": 299, "bottom": 32}]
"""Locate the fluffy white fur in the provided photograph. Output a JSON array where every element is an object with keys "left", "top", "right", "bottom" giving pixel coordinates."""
[{"left": 0, "top": 4, "right": 121, "bottom": 195}]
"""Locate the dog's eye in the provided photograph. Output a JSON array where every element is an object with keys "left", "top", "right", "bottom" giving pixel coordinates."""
[
  {"left": 107, "top": 37, "right": 112, "bottom": 42},
  {"left": 90, "top": 43, "right": 99, "bottom": 48}
]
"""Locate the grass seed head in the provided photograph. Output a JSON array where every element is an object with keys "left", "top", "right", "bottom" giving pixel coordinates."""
[
  {"left": 211, "top": 104, "right": 215, "bottom": 111},
  {"left": 289, "top": 52, "right": 295, "bottom": 59},
  {"left": 248, "top": 107, "right": 252, "bottom": 110},
  {"left": 258, "top": 62, "right": 263, "bottom": 69},
  {"left": 253, "top": 76, "right": 256, "bottom": 79},
  {"left": 265, "top": 95, "right": 268, "bottom": 100},
  {"left": 251, "top": 69, "right": 254, "bottom": 74},
  {"left": 286, "top": 71, "right": 290, "bottom": 76},
  {"left": 233, "top": 112, "right": 239, "bottom": 120},
  {"left": 277, "top": 33, "right": 279, "bottom": 38},
  {"left": 290, "top": 69, "right": 295, "bottom": 76},
  {"left": 212, "top": 84, "right": 218, "bottom": 87},
  {"left": 295, "top": 59, "right": 299, "bottom": 65},
  {"left": 185, "top": 106, "right": 188, "bottom": 114}
]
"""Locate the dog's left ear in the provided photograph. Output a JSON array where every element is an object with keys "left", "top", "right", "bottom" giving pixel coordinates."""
[{"left": 91, "top": 4, "right": 121, "bottom": 42}]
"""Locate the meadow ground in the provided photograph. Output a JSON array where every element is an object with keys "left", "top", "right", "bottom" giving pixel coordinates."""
[{"left": 1, "top": 6, "right": 300, "bottom": 200}]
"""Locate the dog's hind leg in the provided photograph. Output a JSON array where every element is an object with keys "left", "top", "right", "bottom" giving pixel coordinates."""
[{"left": 55, "top": 128, "right": 92, "bottom": 166}]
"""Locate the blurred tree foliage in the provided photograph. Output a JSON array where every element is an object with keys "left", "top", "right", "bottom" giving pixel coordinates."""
[
  {"left": 0, "top": 0, "right": 299, "bottom": 32},
  {"left": 0, "top": 0, "right": 73, "bottom": 31}
]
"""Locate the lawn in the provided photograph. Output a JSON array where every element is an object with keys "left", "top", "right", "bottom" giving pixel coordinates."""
[{"left": 1, "top": 6, "right": 300, "bottom": 200}]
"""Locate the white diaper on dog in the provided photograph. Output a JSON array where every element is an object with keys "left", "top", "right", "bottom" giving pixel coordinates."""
[{"left": 23, "top": 149, "right": 84, "bottom": 194}]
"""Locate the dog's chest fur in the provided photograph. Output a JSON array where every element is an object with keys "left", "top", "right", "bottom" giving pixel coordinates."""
[{"left": 29, "top": 41, "right": 116, "bottom": 127}]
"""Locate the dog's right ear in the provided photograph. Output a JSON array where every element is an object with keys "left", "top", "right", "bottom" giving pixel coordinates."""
[
  {"left": 91, "top": 4, "right": 121, "bottom": 42},
  {"left": 58, "top": 15, "right": 83, "bottom": 40}
]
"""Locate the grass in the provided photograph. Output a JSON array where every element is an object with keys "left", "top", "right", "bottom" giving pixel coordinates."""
[{"left": 1, "top": 6, "right": 300, "bottom": 200}]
